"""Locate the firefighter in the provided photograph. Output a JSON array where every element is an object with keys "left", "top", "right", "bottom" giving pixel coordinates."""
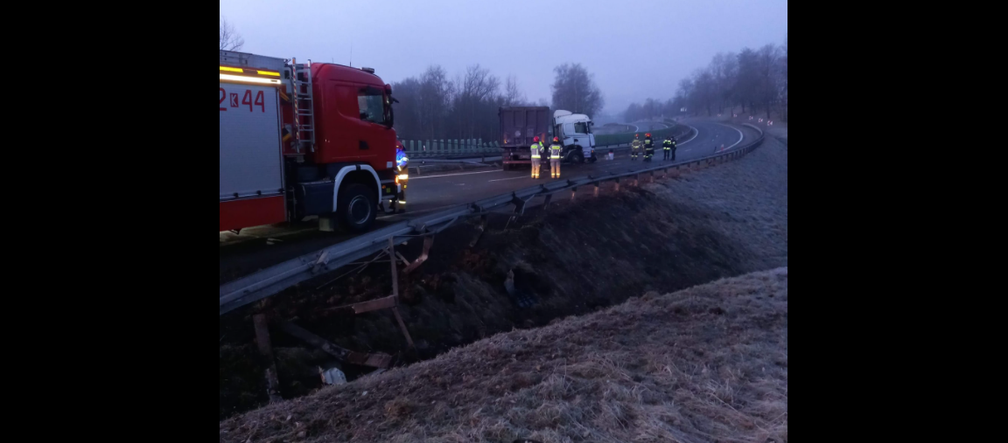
[
  {"left": 395, "top": 140, "right": 409, "bottom": 212},
  {"left": 670, "top": 135, "right": 677, "bottom": 161},
  {"left": 662, "top": 135, "right": 672, "bottom": 160},
  {"left": 549, "top": 136, "right": 563, "bottom": 179},
  {"left": 530, "top": 136, "right": 544, "bottom": 179},
  {"left": 630, "top": 133, "right": 641, "bottom": 160},
  {"left": 643, "top": 133, "right": 654, "bottom": 162}
]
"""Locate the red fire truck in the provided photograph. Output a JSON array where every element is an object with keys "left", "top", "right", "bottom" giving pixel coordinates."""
[{"left": 219, "top": 50, "right": 406, "bottom": 234}]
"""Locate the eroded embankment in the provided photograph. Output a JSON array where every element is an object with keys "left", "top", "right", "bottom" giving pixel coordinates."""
[
  {"left": 219, "top": 135, "right": 788, "bottom": 421},
  {"left": 221, "top": 267, "right": 789, "bottom": 443}
]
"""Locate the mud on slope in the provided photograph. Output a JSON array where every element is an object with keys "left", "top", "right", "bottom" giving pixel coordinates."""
[{"left": 219, "top": 136, "right": 789, "bottom": 421}]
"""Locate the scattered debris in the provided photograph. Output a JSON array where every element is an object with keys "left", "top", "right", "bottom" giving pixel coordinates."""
[
  {"left": 504, "top": 268, "right": 539, "bottom": 308},
  {"left": 319, "top": 366, "right": 347, "bottom": 385}
]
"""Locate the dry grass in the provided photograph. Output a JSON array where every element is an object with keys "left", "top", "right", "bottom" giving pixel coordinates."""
[
  {"left": 643, "top": 134, "right": 788, "bottom": 274},
  {"left": 220, "top": 267, "right": 788, "bottom": 442},
  {"left": 218, "top": 125, "right": 789, "bottom": 422}
]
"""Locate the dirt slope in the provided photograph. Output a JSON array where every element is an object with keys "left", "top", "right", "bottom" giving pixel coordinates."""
[
  {"left": 219, "top": 131, "right": 788, "bottom": 421},
  {"left": 220, "top": 267, "right": 788, "bottom": 443}
]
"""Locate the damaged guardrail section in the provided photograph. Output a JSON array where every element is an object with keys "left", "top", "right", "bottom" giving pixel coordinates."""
[{"left": 220, "top": 123, "right": 766, "bottom": 316}]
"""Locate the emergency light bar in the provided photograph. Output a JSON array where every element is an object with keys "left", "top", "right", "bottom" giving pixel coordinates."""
[
  {"left": 220, "top": 73, "right": 282, "bottom": 86},
  {"left": 219, "top": 64, "right": 283, "bottom": 86},
  {"left": 219, "top": 66, "right": 280, "bottom": 77}
]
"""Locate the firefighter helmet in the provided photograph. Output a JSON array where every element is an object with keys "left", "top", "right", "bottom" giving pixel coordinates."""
[
  {"left": 533, "top": 136, "right": 539, "bottom": 142},
  {"left": 635, "top": 133, "right": 639, "bottom": 138},
  {"left": 553, "top": 136, "right": 559, "bottom": 142},
  {"left": 646, "top": 133, "right": 651, "bottom": 137}
]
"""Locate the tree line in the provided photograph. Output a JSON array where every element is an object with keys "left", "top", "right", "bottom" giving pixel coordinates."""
[
  {"left": 220, "top": 17, "right": 608, "bottom": 141},
  {"left": 622, "top": 37, "right": 788, "bottom": 123},
  {"left": 390, "top": 63, "right": 604, "bottom": 142}
]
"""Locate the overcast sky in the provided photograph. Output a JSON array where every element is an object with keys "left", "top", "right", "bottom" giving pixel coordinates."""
[{"left": 220, "top": 0, "right": 786, "bottom": 116}]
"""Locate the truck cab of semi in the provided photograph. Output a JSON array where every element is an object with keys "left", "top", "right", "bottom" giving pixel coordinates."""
[{"left": 552, "top": 110, "right": 597, "bottom": 164}]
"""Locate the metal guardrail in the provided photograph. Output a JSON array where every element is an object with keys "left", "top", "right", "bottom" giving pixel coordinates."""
[
  {"left": 220, "top": 123, "right": 766, "bottom": 316},
  {"left": 594, "top": 125, "right": 694, "bottom": 153},
  {"left": 402, "top": 122, "right": 690, "bottom": 160}
]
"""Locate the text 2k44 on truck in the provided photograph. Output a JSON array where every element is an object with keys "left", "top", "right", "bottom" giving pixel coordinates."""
[{"left": 220, "top": 50, "right": 406, "bottom": 234}]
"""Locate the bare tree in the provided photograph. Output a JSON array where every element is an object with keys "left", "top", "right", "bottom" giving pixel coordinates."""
[
  {"left": 449, "top": 64, "right": 501, "bottom": 139},
  {"left": 390, "top": 77, "right": 422, "bottom": 138},
  {"left": 220, "top": 16, "right": 245, "bottom": 51},
  {"left": 550, "top": 63, "right": 604, "bottom": 117},
  {"left": 643, "top": 98, "right": 659, "bottom": 120},
  {"left": 390, "top": 66, "right": 528, "bottom": 142},
  {"left": 719, "top": 52, "right": 738, "bottom": 113},
  {"left": 734, "top": 48, "right": 759, "bottom": 114},
  {"left": 756, "top": 44, "right": 780, "bottom": 120},
  {"left": 622, "top": 102, "right": 643, "bottom": 122},
  {"left": 709, "top": 53, "right": 727, "bottom": 114},
  {"left": 504, "top": 75, "right": 527, "bottom": 106},
  {"left": 417, "top": 65, "right": 453, "bottom": 140},
  {"left": 778, "top": 35, "right": 787, "bottom": 121},
  {"left": 695, "top": 69, "right": 717, "bottom": 116},
  {"left": 676, "top": 77, "right": 694, "bottom": 114}
]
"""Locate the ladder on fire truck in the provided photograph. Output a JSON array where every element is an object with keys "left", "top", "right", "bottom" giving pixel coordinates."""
[{"left": 289, "top": 58, "right": 315, "bottom": 153}]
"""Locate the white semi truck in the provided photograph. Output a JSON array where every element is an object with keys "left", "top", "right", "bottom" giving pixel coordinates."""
[{"left": 552, "top": 110, "right": 597, "bottom": 164}]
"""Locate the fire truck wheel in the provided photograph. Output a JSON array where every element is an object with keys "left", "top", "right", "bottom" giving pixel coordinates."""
[{"left": 337, "top": 183, "right": 377, "bottom": 232}]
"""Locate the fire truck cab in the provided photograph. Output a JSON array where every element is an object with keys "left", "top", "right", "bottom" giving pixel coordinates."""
[{"left": 219, "top": 50, "right": 405, "bottom": 234}]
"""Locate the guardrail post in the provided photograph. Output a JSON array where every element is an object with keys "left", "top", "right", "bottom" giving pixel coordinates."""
[
  {"left": 614, "top": 177, "right": 620, "bottom": 192},
  {"left": 571, "top": 186, "right": 578, "bottom": 202},
  {"left": 387, "top": 237, "right": 414, "bottom": 349},
  {"left": 253, "top": 313, "right": 283, "bottom": 403},
  {"left": 388, "top": 237, "right": 399, "bottom": 298},
  {"left": 594, "top": 182, "right": 600, "bottom": 197},
  {"left": 469, "top": 214, "right": 488, "bottom": 248},
  {"left": 543, "top": 193, "right": 553, "bottom": 209},
  {"left": 403, "top": 235, "right": 434, "bottom": 274}
]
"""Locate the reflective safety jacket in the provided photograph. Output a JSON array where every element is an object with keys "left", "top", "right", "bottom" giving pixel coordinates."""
[
  {"left": 530, "top": 142, "right": 544, "bottom": 158},
  {"left": 631, "top": 139, "right": 641, "bottom": 149},
  {"left": 549, "top": 143, "right": 562, "bottom": 159},
  {"left": 644, "top": 138, "right": 653, "bottom": 149},
  {"left": 663, "top": 139, "right": 672, "bottom": 149}
]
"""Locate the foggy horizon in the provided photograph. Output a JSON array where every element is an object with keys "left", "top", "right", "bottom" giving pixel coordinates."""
[{"left": 219, "top": 0, "right": 787, "bottom": 117}]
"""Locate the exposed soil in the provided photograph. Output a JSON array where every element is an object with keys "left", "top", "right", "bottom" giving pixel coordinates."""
[
  {"left": 219, "top": 132, "right": 788, "bottom": 422},
  {"left": 220, "top": 267, "right": 789, "bottom": 443}
]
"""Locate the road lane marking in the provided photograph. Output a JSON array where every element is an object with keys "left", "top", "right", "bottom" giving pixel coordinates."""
[
  {"left": 408, "top": 169, "right": 506, "bottom": 181},
  {"left": 488, "top": 176, "right": 528, "bottom": 182},
  {"left": 680, "top": 124, "right": 699, "bottom": 144},
  {"left": 714, "top": 123, "right": 744, "bottom": 152}
]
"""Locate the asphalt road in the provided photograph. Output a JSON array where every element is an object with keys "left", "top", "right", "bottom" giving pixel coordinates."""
[
  {"left": 220, "top": 119, "right": 756, "bottom": 282},
  {"left": 402, "top": 119, "right": 744, "bottom": 215},
  {"left": 627, "top": 120, "right": 671, "bottom": 133}
]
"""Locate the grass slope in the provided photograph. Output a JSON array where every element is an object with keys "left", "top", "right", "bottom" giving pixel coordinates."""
[{"left": 220, "top": 267, "right": 788, "bottom": 443}]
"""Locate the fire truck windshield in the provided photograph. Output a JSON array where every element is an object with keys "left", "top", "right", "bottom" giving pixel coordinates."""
[{"left": 358, "top": 89, "right": 389, "bottom": 126}]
